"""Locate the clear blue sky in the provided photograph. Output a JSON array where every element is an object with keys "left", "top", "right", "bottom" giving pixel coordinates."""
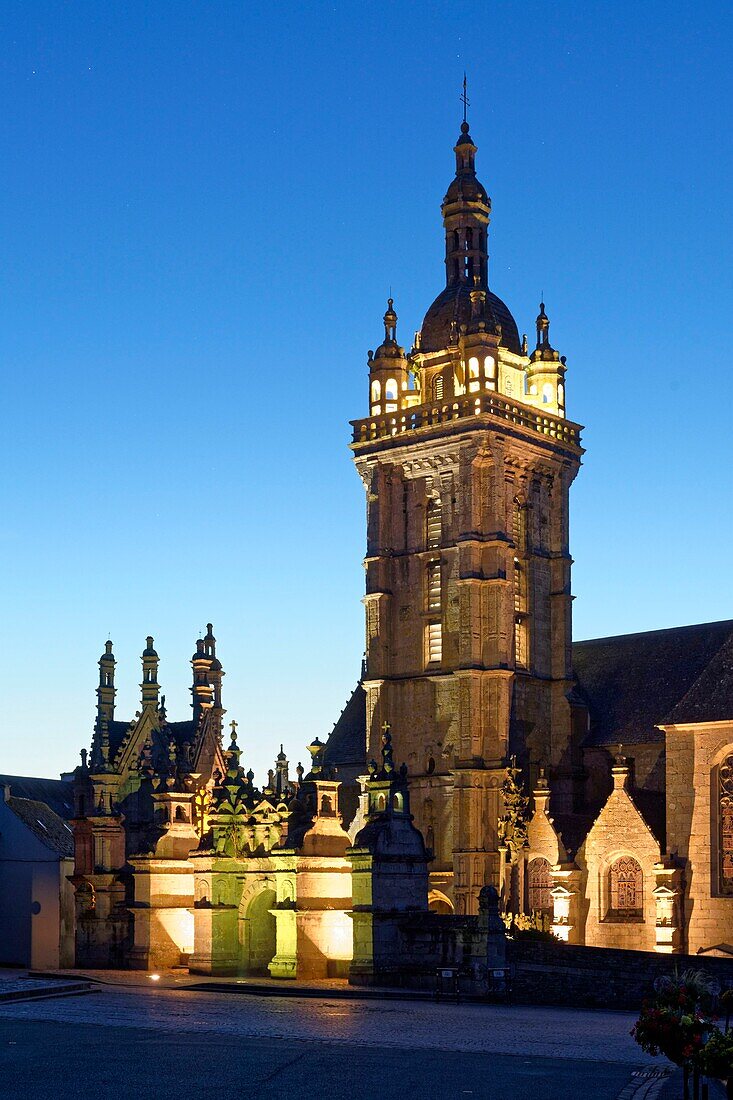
[{"left": 2, "top": 1, "right": 731, "bottom": 782}]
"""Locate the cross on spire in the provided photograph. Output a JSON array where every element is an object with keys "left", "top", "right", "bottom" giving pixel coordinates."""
[{"left": 460, "top": 72, "right": 470, "bottom": 124}]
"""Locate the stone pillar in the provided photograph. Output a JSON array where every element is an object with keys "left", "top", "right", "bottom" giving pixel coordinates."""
[
  {"left": 653, "top": 860, "right": 683, "bottom": 954},
  {"left": 550, "top": 862, "right": 582, "bottom": 944}
]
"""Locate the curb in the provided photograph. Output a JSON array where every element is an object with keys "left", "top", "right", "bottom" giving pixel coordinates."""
[{"left": 0, "top": 982, "right": 95, "bottom": 1005}]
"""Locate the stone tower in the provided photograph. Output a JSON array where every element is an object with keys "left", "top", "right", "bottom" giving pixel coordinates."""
[{"left": 350, "top": 116, "right": 584, "bottom": 914}]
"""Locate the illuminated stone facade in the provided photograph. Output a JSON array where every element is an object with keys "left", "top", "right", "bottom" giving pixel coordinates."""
[
  {"left": 63, "top": 115, "right": 733, "bottom": 970},
  {"left": 350, "top": 119, "right": 583, "bottom": 916}
]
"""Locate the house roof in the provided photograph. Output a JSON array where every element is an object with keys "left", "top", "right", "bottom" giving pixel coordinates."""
[
  {"left": 0, "top": 775, "right": 75, "bottom": 820},
  {"left": 5, "top": 794, "right": 74, "bottom": 857},
  {"left": 573, "top": 619, "right": 733, "bottom": 747}
]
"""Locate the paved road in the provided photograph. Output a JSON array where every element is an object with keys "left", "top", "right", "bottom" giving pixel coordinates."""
[{"left": 0, "top": 986, "right": 667, "bottom": 1099}]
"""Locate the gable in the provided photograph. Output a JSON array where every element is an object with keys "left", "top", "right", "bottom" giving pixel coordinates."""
[{"left": 574, "top": 619, "right": 733, "bottom": 747}]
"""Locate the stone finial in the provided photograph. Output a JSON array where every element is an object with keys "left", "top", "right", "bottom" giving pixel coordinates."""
[{"left": 380, "top": 722, "right": 395, "bottom": 775}]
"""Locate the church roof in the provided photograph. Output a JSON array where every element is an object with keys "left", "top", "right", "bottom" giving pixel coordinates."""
[
  {"left": 107, "top": 718, "right": 196, "bottom": 761},
  {"left": 575, "top": 619, "right": 733, "bottom": 747},
  {"left": 322, "top": 684, "right": 367, "bottom": 769},
  {"left": 666, "top": 629, "right": 733, "bottom": 725},
  {"left": 325, "top": 619, "right": 733, "bottom": 767},
  {"left": 0, "top": 775, "right": 75, "bottom": 820},
  {"left": 420, "top": 283, "right": 521, "bottom": 355}
]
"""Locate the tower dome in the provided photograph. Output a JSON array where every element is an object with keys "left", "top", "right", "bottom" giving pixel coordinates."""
[{"left": 420, "top": 284, "right": 521, "bottom": 355}]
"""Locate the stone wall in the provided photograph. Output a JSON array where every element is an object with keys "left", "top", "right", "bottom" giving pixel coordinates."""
[
  {"left": 664, "top": 721, "right": 733, "bottom": 954},
  {"left": 510, "top": 939, "right": 733, "bottom": 1009}
]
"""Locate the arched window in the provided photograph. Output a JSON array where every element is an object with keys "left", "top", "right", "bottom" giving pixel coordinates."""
[
  {"left": 370, "top": 379, "right": 381, "bottom": 403},
  {"left": 385, "top": 378, "right": 398, "bottom": 401},
  {"left": 528, "top": 857, "right": 552, "bottom": 913},
  {"left": 557, "top": 382, "right": 565, "bottom": 409},
  {"left": 609, "top": 856, "right": 643, "bottom": 919},
  {"left": 718, "top": 754, "right": 733, "bottom": 894},
  {"left": 175, "top": 806, "right": 188, "bottom": 822},
  {"left": 453, "top": 229, "right": 459, "bottom": 252},
  {"left": 468, "top": 356, "right": 480, "bottom": 393},
  {"left": 393, "top": 792, "right": 404, "bottom": 812},
  {"left": 434, "top": 374, "right": 444, "bottom": 401},
  {"left": 426, "top": 499, "right": 441, "bottom": 550},
  {"left": 466, "top": 228, "right": 473, "bottom": 249},
  {"left": 542, "top": 382, "right": 554, "bottom": 405}
]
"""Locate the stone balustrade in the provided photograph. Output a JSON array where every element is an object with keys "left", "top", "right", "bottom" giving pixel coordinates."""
[{"left": 351, "top": 391, "right": 582, "bottom": 450}]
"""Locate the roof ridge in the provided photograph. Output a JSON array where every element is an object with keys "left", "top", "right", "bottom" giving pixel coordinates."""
[{"left": 574, "top": 619, "right": 733, "bottom": 647}]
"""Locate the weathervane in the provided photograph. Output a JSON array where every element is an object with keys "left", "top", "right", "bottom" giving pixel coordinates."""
[{"left": 460, "top": 72, "right": 470, "bottom": 124}]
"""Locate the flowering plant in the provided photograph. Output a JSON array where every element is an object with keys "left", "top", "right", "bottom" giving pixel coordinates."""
[
  {"left": 699, "top": 1030, "right": 733, "bottom": 1080},
  {"left": 632, "top": 1003, "right": 710, "bottom": 1065}
]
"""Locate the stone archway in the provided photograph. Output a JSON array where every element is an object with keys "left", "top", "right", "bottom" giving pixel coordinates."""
[{"left": 239, "top": 881, "right": 277, "bottom": 976}]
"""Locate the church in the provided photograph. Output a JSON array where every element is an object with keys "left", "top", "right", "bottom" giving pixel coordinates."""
[{"left": 55, "top": 112, "right": 733, "bottom": 974}]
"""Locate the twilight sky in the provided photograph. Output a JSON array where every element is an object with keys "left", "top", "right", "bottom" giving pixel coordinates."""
[{"left": 1, "top": 1, "right": 731, "bottom": 782}]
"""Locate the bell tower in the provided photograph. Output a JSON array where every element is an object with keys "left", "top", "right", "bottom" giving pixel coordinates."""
[{"left": 350, "top": 111, "right": 584, "bottom": 914}]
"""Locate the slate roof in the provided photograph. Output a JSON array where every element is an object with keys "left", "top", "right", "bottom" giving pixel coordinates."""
[
  {"left": 666, "top": 631, "right": 733, "bottom": 725},
  {"left": 420, "top": 283, "right": 522, "bottom": 355},
  {"left": 574, "top": 620, "right": 733, "bottom": 747},
  {"left": 108, "top": 718, "right": 196, "bottom": 761},
  {"left": 5, "top": 795, "right": 74, "bottom": 857},
  {"left": 323, "top": 685, "right": 367, "bottom": 769},
  {"left": 0, "top": 775, "right": 75, "bottom": 820},
  {"left": 323, "top": 621, "right": 733, "bottom": 773}
]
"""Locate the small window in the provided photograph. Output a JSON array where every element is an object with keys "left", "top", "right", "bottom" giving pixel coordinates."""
[
  {"left": 385, "top": 378, "right": 398, "bottom": 401},
  {"left": 371, "top": 379, "right": 381, "bottom": 403},
  {"left": 514, "top": 615, "right": 527, "bottom": 669},
  {"left": 542, "top": 382, "right": 554, "bottom": 405},
  {"left": 434, "top": 374, "right": 444, "bottom": 401},
  {"left": 427, "top": 560, "right": 441, "bottom": 611},
  {"left": 484, "top": 355, "right": 495, "bottom": 378},
  {"left": 426, "top": 622, "right": 442, "bottom": 665},
  {"left": 557, "top": 382, "right": 565, "bottom": 408},
  {"left": 426, "top": 499, "right": 441, "bottom": 550}
]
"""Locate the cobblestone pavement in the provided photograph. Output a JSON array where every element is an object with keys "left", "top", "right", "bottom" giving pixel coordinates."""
[
  {"left": 0, "top": 984, "right": 653, "bottom": 1063},
  {"left": 0, "top": 986, "right": 676, "bottom": 1099}
]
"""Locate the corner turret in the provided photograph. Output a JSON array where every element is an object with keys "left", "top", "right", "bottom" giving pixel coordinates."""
[
  {"left": 141, "top": 636, "right": 160, "bottom": 709},
  {"left": 526, "top": 301, "right": 567, "bottom": 416},
  {"left": 367, "top": 299, "right": 415, "bottom": 416}
]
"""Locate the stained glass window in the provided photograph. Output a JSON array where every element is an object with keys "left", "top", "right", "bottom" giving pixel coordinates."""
[
  {"left": 609, "top": 856, "right": 643, "bottom": 918},
  {"left": 719, "top": 754, "right": 733, "bottom": 894},
  {"left": 528, "top": 857, "right": 552, "bottom": 912}
]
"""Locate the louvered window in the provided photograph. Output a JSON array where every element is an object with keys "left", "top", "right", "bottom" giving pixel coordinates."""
[
  {"left": 426, "top": 622, "right": 442, "bottom": 665},
  {"left": 427, "top": 561, "right": 441, "bottom": 612},
  {"left": 426, "top": 499, "right": 441, "bottom": 550}
]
